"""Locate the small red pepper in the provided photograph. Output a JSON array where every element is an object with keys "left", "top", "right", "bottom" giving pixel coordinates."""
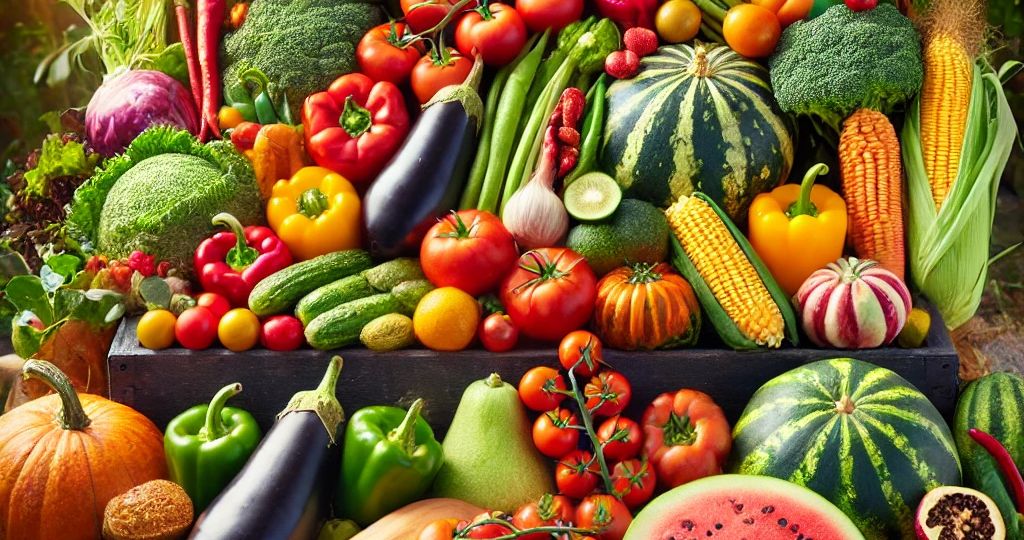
[
  {"left": 301, "top": 73, "right": 410, "bottom": 184},
  {"left": 194, "top": 213, "right": 293, "bottom": 307},
  {"left": 969, "top": 428, "right": 1024, "bottom": 514}
]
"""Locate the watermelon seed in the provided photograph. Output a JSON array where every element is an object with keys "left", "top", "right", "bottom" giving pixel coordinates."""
[
  {"left": 762, "top": 505, "right": 775, "bottom": 514},
  {"left": 790, "top": 523, "right": 799, "bottom": 533},
  {"left": 778, "top": 518, "right": 788, "bottom": 527},
  {"left": 715, "top": 523, "right": 723, "bottom": 529},
  {"left": 743, "top": 518, "right": 755, "bottom": 525},
  {"left": 733, "top": 503, "right": 744, "bottom": 513},
  {"left": 681, "top": 520, "right": 695, "bottom": 531}
]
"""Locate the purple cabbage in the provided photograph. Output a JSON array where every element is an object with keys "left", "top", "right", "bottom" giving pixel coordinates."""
[{"left": 85, "top": 69, "right": 199, "bottom": 156}]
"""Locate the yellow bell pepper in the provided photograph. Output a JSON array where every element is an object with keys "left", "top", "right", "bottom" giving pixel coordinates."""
[
  {"left": 748, "top": 163, "right": 847, "bottom": 296},
  {"left": 267, "top": 166, "right": 361, "bottom": 261}
]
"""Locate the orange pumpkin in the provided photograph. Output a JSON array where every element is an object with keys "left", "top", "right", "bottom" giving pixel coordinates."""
[
  {"left": 594, "top": 262, "right": 701, "bottom": 350},
  {"left": 0, "top": 360, "right": 167, "bottom": 540}
]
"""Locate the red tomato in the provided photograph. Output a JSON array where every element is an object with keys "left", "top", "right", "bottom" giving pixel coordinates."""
[
  {"left": 401, "top": 0, "right": 476, "bottom": 33},
  {"left": 411, "top": 49, "right": 474, "bottom": 104},
  {"left": 500, "top": 248, "right": 597, "bottom": 342},
  {"left": 533, "top": 408, "right": 580, "bottom": 458},
  {"left": 596, "top": 416, "right": 642, "bottom": 462},
  {"left": 845, "top": 0, "right": 878, "bottom": 11},
  {"left": 513, "top": 494, "right": 576, "bottom": 540},
  {"left": 464, "top": 512, "right": 514, "bottom": 538},
  {"left": 584, "top": 371, "right": 632, "bottom": 418},
  {"left": 558, "top": 330, "right": 604, "bottom": 377},
  {"left": 518, "top": 366, "right": 567, "bottom": 412},
  {"left": 479, "top": 312, "right": 519, "bottom": 352},
  {"left": 421, "top": 210, "right": 518, "bottom": 295},
  {"left": 722, "top": 3, "right": 781, "bottom": 58},
  {"left": 260, "top": 315, "right": 304, "bottom": 351},
  {"left": 515, "top": 0, "right": 583, "bottom": 32},
  {"left": 575, "top": 495, "right": 632, "bottom": 540},
  {"left": 610, "top": 459, "right": 656, "bottom": 509},
  {"left": 196, "top": 292, "right": 230, "bottom": 320},
  {"left": 357, "top": 22, "right": 424, "bottom": 84},
  {"left": 556, "top": 450, "right": 600, "bottom": 499},
  {"left": 417, "top": 518, "right": 463, "bottom": 540},
  {"left": 455, "top": 3, "right": 528, "bottom": 66},
  {"left": 175, "top": 307, "right": 218, "bottom": 350},
  {"left": 642, "top": 389, "right": 732, "bottom": 489}
]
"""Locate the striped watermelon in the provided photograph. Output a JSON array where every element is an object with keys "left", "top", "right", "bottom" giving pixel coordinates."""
[
  {"left": 601, "top": 43, "right": 795, "bottom": 221},
  {"left": 730, "top": 358, "right": 961, "bottom": 540},
  {"left": 954, "top": 372, "right": 1024, "bottom": 540}
]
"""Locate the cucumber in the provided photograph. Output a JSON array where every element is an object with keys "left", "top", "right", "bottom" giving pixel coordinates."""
[
  {"left": 248, "top": 250, "right": 372, "bottom": 316},
  {"left": 304, "top": 279, "right": 434, "bottom": 350},
  {"left": 295, "top": 259, "right": 424, "bottom": 325},
  {"left": 305, "top": 293, "right": 401, "bottom": 350},
  {"left": 295, "top": 275, "right": 375, "bottom": 325},
  {"left": 362, "top": 258, "right": 425, "bottom": 292}
]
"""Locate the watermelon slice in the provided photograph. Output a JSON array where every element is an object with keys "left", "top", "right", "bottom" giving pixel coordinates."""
[{"left": 625, "top": 474, "right": 865, "bottom": 540}]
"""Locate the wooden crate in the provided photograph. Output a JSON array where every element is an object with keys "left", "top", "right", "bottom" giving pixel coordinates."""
[{"left": 107, "top": 308, "right": 960, "bottom": 437}]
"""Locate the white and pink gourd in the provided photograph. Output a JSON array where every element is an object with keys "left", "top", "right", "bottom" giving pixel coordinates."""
[{"left": 794, "top": 257, "right": 912, "bottom": 349}]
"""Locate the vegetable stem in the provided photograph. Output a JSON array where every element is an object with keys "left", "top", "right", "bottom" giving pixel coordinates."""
[
  {"left": 387, "top": 398, "right": 425, "bottom": 455},
  {"left": 567, "top": 364, "right": 615, "bottom": 494},
  {"left": 22, "top": 359, "right": 91, "bottom": 431},
  {"left": 788, "top": 163, "right": 829, "bottom": 218},
  {"left": 202, "top": 383, "right": 242, "bottom": 441}
]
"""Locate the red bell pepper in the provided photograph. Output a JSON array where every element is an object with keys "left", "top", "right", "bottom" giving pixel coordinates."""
[
  {"left": 301, "top": 73, "right": 410, "bottom": 184},
  {"left": 194, "top": 213, "right": 293, "bottom": 307}
]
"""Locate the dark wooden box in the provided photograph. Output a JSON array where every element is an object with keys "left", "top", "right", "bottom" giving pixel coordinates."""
[{"left": 107, "top": 308, "right": 959, "bottom": 437}]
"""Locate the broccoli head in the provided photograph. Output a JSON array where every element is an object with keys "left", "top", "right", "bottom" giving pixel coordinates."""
[
  {"left": 222, "top": 0, "right": 385, "bottom": 118},
  {"left": 768, "top": 3, "right": 923, "bottom": 130}
]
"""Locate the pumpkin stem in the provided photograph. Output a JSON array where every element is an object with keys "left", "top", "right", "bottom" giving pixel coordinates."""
[
  {"left": 22, "top": 359, "right": 91, "bottom": 431},
  {"left": 627, "top": 262, "right": 662, "bottom": 285}
]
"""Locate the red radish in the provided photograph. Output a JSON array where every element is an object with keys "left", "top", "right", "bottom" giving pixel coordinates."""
[
  {"left": 794, "top": 257, "right": 911, "bottom": 349},
  {"left": 623, "top": 27, "right": 658, "bottom": 57},
  {"left": 197, "top": 0, "right": 225, "bottom": 140},
  {"left": 174, "top": 1, "right": 202, "bottom": 113},
  {"left": 605, "top": 50, "right": 640, "bottom": 79},
  {"left": 594, "top": 0, "right": 658, "bottom": 28}
]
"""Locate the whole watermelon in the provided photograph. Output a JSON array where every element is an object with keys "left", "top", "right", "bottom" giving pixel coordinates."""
[
  {"left": 954, "top": 372, "right": 1024, "bottom": 540},
  {"left": 601, "top": 43, "right": 795, "bottom": 221},
  {"left": 729, "top": 358, "right": 961, "bottom": 540}
]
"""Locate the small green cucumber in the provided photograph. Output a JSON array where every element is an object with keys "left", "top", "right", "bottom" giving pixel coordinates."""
[{"left": 248, "top": 250, "right": 372, "bottom": 316}]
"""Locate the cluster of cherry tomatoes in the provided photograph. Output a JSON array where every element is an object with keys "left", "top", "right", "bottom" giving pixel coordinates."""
[
  {"left": 136, "top": 292, "right": 304, "bottom": 352},
  {"left": 357, "top": 0, "right": 583, "bottom": 104}
]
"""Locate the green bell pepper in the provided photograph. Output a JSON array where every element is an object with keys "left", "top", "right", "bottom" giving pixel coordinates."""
[
  {"left": 336, "top": 398, "right": 444, "bottom": 526},
  {"left": 164, "top": 382, "right": 262, "bottom": 512}
]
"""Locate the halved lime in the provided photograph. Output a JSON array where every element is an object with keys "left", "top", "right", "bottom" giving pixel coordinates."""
[{"left": 563, "top": 172, "right": 622, "bottom": 222}]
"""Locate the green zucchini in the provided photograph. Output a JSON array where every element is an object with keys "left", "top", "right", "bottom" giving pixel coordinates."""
[
  {"left": 248, "top": 250, "right": 372, "bottom": 316},
  {"left": 304, "top": 279, "right": 434, "bottom": 350},
  {"left": 295, "top": 275, "right": 375, "bottom": 325},
  {"left": 295, "top": 258, "right": 424, "bottom": 325}
]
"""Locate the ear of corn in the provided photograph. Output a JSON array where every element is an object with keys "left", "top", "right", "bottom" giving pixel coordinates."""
[
  {"left": 839, "top": 108, "right": 906, "bottom": 281},
  {"left": 666, "top": 193, "right": 798, "bottom": 350},
  {"left": 903, "top": 59, "right": 1019, "bottom": 329},
  {"left": 920, "top": 33, "right": 974, "bottom": 210}
]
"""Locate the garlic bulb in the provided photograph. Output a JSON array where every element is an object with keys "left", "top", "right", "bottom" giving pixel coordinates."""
[{"left": 502, "top": 127, "right": 568, "bottom": 249}]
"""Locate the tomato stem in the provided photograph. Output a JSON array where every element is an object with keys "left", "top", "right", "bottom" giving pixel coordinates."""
[
  {"left": 454, "top": 517, "right": 596, "bottom": 539},
  {"left": 567, "top": 364, "right": 616, "bottom": 495}
]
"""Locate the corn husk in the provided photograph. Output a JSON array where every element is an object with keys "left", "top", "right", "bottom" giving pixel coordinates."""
[{"left": 903, "top": 59, "right": 1021, "bottom": 329}]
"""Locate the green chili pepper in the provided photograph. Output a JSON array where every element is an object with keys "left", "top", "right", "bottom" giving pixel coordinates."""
[
  {"left": 564, "top": 74, "right": 607, "bottom": 186},
  {"left": 240, "top": 68, "right": 279, "bottom": 124},
  {"left": 164, "top": 383, "right": 262, "bottom": 512},
  {"left": 335, "top": 398, "right": 443, "bottom": 526}
]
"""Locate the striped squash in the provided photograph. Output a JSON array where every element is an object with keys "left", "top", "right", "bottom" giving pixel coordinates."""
[
  {"left": 954, "top": 372, "right": 1024, "bottom": 540},
  {"left": 794, "top": 257, "right": 912, "bottom": 349},
  {"left": 602, "top": 43, "right": 795, "bottom": 222},
  {"left": 730, "top": 358, "right": 961, "bottom": 540}
]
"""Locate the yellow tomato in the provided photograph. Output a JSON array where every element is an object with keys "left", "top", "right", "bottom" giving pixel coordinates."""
[
  {"left": 413, "top": 287, "right": 480, "bottom": 351},
  {"left": 218, "top": 308, "right": 261, "bottom": 352},
  {"left": 218, "top": 106, "right": 245, "bottom": 130},
  {"left": 656, "top": 0, "right": 702, "bottom": 44},
  {"left": 137, "top": 309, "right": 177, "bottom": 350}
]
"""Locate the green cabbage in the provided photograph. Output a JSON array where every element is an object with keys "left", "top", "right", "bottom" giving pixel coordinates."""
[{"left": 65, "top": 126, "right": 263, "bottom": 274}]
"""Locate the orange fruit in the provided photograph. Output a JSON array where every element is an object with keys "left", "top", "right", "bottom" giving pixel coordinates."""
[{"left": 413, "top": 287, "right": 481, "bottom": 351}]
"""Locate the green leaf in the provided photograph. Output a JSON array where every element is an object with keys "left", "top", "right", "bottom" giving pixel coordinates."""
[
  {"left": 54, "top": 288, "right": 124, "bottom": 328},
  {"left": 0, "top": 251, "right": 31, "bottom": 287},
  {"left": 22, "top": 135, "right": 99, "bottom": 199},
  {"left": 45, "top": 254, "right": 82, "bottom": 283},
  {"left": 143, "top": 42, "right": 190, "bottom": 86},
  {"left": 39, "top": 266, "right": 65, "bottom": 293},
  {"left": 5, "top": 275, "right": 54, "bottom": 326},
  {"left": 139, "top": 276, "right": 171, "bottom": 309}
]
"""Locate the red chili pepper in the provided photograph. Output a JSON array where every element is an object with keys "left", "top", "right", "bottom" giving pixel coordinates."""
[
  {"left": 301, "top": 73, "right": 410, "bottom": 184},
  {"left": 559, "top": 87, "right": 586, "bottom": 129},
  {"left": 194, "top": 213, "right": 293, "bottom": 306},
  {"left": 197, "top": 0, "right": 225, "bottom": 141},
  {"left": 174, "top": 0, "right": 203, "bottom": 114},
  {"left": 969, "top": 428, "right": 1024, "bottom": 514},
  {"left": 229, "top": 121, "right": 261, "bottom": 150}
]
